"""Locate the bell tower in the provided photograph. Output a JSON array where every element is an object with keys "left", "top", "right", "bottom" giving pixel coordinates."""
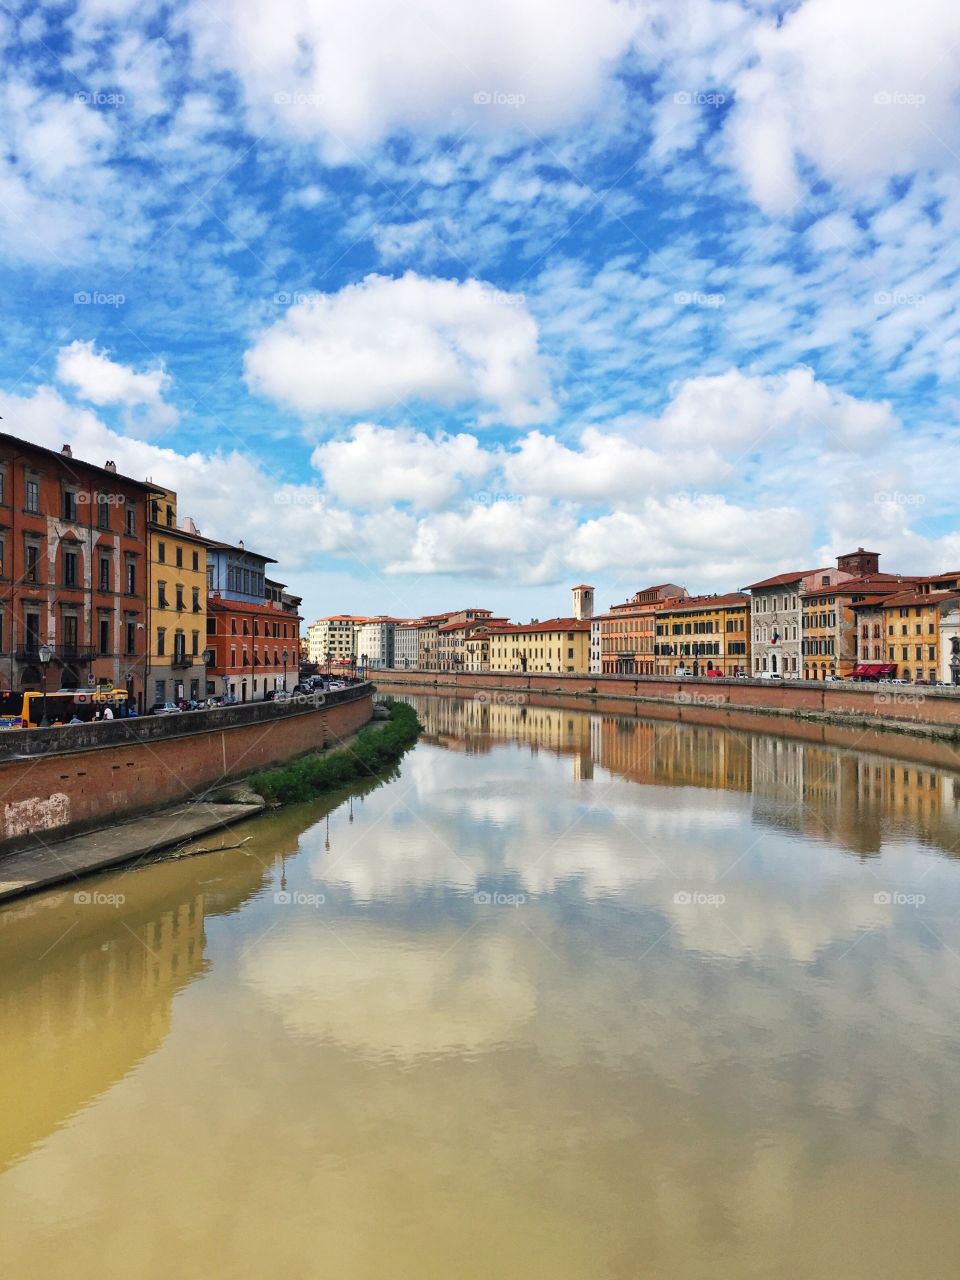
[{"left": 572, "top": 584, "right": 594, "bottom": 620}]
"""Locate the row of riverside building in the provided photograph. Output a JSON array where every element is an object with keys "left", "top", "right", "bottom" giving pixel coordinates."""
[
  {"left": 308, "top": 549, "right": 960, "bottom": 685},
  {"left": 0, "top": 433, "right": 302, "bottom": 710}
]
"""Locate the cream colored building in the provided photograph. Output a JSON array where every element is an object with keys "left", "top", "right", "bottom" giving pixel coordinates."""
[
  {"left": 307, "top": 616, "right": 365, "bottom": 667},
  {"left": 488, "top": 617, "right": 591, "bottom": 674}
]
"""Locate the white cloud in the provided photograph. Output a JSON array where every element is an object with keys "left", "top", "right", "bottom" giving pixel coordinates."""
[
  {"left": 311, "top": 423, "right": 493, "bottom": 511},
  {"left": 245, "top": 272, "right": 554, "bottom": 425},
  {"left": 56, "top": 340, "right": 179, "bottom": 431},
  {"left": 186, "top": 0, "right": 639, "bottom": 155},
  {"left": 725, "top": 0, "right": 960, "bottom": 212}
]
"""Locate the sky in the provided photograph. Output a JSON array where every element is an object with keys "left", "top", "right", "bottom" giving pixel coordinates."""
[{"left": 2, "top": 0, "right": 960, "bottom": 625}]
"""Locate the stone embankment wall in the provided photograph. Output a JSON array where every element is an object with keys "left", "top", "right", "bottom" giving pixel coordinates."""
[
  {"left": 0, "top": 685, "right": 373, "bottom": 851},
  {"left": 373, "top": 669, "right": 960, "bottom": 734}
]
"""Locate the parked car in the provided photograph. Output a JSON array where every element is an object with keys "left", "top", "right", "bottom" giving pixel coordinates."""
[
  {"left": 150, "top": 702, "right": 182, "bottom": 716},
  {"left": 734, "top": 672, "right": 750, "bottom": 679},
  {"left": 823, "top": 674, "right": 842, "bottom": 682},
  {"left": 880, "top": 677, "right": 909, "bottom": 685},
  {"left": 759, "top": 672, "right": 782, "bottom": 680}
]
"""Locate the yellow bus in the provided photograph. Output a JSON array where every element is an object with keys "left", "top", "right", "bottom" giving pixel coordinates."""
[{"left": 0, "top": 688, "right": 131, "bottom": 728}]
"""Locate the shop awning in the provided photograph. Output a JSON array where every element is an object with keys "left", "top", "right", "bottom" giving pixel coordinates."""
[{"left": 851, "top": 663, "right": 896, "bottom": 679}]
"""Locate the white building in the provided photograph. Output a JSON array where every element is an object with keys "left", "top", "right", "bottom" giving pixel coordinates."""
[
  {"left": 355, "top": 617, "right": 400, "bottom": 670},
  {"left": 590, "top": 617, "right": 602, "bottom": 674},
  {"left": 940, "top": 601, "right": 960, "bottom": 684},
  {"left": 394, "top": 621, "right": 421, "bottom": 669},
  {"left": 307, "top": 616, "right": 365, "bottom": 667}
]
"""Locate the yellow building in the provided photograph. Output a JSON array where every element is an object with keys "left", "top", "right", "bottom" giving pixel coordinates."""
[
  {"left": 488, "top": 617, "right": 590, "bottom": 674},
  {"left": 880, "top": 589, "right": 955, "bottom": 683},
  {"left": 653, "top": 593, "right": 750, "bottom": 677},
  {"left": 146, "top": 488, "right": 211, "bottom": 706}
]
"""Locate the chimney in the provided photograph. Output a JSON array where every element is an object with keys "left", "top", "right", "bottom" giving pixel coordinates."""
[
  {"left": 61, "top": 444, "right": 73, "bottom": 458},
  {"left": 104, "top": 460, "right": 117, "bottom": 472}
]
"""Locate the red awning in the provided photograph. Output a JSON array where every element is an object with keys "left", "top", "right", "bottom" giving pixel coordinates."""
[{"left": 851, "top": 663, "right": 896, "bottom": 678}]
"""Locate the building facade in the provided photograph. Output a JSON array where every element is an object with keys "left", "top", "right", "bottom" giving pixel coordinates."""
[
  {"left": 0, "top": 435, "right": 154, "bottom": 705},
  {"left": 355, "top": 618, "right": 399, "bottom": 670},
  {"left": 653, "top": 593, "right": 750, "bottom": 677},
  {"left": 206, "top": 541, "right": 298, "bottom": 700},
  {"left": 880, "top": 590, "right": 958, "bottom": 684},
  {"left": 145, "top": 488, "right": 210, "bottom": 707},
  {"left": 597, "top": 583, "right": 687, "bottom": 675},
  {"left": 394, "top": 620, "right": 421, "bottom": 668},
  {"left": 307, "top": 616, "right": 364, "bottom": 669},
  {"left": 488, "top": 618, "right": 590, "bottom": 674},
  {"left": 801, "top": 573, "right": 911, "bottom": 680}
]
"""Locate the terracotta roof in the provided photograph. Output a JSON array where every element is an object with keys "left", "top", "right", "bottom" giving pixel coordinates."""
[
  {"left": 0, "top": 431, "right": 164, "bottom": 494},
  {"left": 802, "top": 573, "right": 919, "bottom": 599},
  {"left": 658, "top": 592, "right": 749, "bottom": 613},
  {"left": 570, "top": 584, "right": 594, "bottom": 591},
  {"left": 742, "top": 568, "right": 825, "bottom": 590},
  {"left": 488, "top": 617, "right": 590, "bottom": 635},
  {"left": 877, "top": 589, "right": 960, "bottom": 609}
]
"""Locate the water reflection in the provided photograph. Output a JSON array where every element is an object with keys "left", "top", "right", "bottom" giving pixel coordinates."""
[{"left": 1, "top": 694, "right": 960, "bottom": 1279}]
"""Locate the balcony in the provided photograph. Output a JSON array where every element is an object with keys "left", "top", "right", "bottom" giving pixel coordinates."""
[
  {"left": 15, "top": 646, "right": 97, "bottom": 665},
  {"left": 171, "top": 653, "right": 193, "bottom": 669}
]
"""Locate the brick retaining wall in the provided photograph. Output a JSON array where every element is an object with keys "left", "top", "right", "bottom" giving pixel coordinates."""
[
  {"left": 373, "top": 669, "right": 960, "bottom": 733},
  {"left": 0, "top": 685, "right": 373, "bottom": 851}
]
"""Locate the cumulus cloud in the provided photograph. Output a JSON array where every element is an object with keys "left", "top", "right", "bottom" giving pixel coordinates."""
[
  {"left": 725, "top": 0, "right": 960, "bottom": 212},
  {"left": 244, "top": 272, "right": 554, "bottom": 425},
  {"left": 310, "top": 423, "right": 493, "bottom": 511},
  {"left": 56, "top": 340, "right": 179, "bottom": 431},
  {"left": 186, "top": 0, "right": 639, "bottom": 155}
]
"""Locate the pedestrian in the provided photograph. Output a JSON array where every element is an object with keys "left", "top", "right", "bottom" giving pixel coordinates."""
[{"left": 102, "top": 704, "right": 114, "bottom": 720}]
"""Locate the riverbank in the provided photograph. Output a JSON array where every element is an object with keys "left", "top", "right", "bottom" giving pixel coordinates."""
[
  {"left": 373, "top": 669, "right": 960, "bottom": 740},
  {"left": 0, "top": 799, "right": 264, "bottom": 904},
  {"left": 0, "top": 682, "right": 374, "bottom": 854}
]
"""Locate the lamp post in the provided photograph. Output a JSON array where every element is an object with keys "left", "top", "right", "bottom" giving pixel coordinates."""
[{"left": 38, "top": 643, "right": 53, "bottom": 727}]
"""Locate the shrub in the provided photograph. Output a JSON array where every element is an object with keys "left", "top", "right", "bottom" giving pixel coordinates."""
[{"left": 249, "top": 700, "right": 421, "bottom": 805}]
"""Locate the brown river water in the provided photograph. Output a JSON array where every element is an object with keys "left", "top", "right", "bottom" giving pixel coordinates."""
[{"left": 2, "top": 692, "right": 960, "bottom": 1279}]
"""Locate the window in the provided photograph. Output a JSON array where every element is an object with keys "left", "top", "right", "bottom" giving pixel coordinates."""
[
  {"left": 63, "top": 490, "right": 78, "bottom": 521},
  {"left": 97, "top": 495, "right": 110, "bottom": 529},
  {"left": 192, "top": 587, "right": 201, "bottom": 613},
  {"left": 98, "top": 616, "right": 110, "bottom": 655},
  {"left": 175, "top": 586, "right": 184, "bottom": 611},
  {"left": 125, "top": 620, "right": 136, "bottom": 655},
  {"left": 64, "top": 549, "right": 78, "bottom": 587},
  {"left": 192, "top": 550, "right": 199, "bottom": 571},
  {"left": 126, "top": 560, "right": 136, "bottom": 594},
  {"left": 25, "top": 479, "right": 40, "bottom": 513},
  {"left": 125, "top": 507, "right": 136, "bottom": 535},
  {"left": 157, "top": 628, "right": 166, "bottom": 657},
  {"left": 192, "top": 630, "right": 199, "bottom": 656},
  {"left": 157, "top": 581, "right": 168, "bottom": 609},
  {"left": 158, "top": 541, "right": 166, "bottom": 563},
  {"left": 155, "top": 679, "right": 166, "bottom": 702},
  {"left": 99, "top": 556, "right": 110, "bottom": 591},
  {"left": 175, "top": 546, "right": 183, "bottom": 568},
  {"left": 63, "top": 615, "right": 78, "bottom": 652},
  {"left": 231, "top": 619, "right": 237, "bottom": 635}
]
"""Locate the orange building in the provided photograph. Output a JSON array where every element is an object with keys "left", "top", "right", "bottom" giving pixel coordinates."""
[{"left": 596, "top": 583, "right": 687, "bottom": 674}]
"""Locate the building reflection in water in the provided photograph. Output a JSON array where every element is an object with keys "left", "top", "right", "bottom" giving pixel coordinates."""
[
  {"left": 0, "top": 847, "right": 274, "bottom": 1172},
  {"left": 409, "top": 694, "right": 960, "bottom": 861}
]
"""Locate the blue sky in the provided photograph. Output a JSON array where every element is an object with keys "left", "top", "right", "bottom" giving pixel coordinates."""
[{"left": 2, "top": 0, "right": 960, "bottom": 624}]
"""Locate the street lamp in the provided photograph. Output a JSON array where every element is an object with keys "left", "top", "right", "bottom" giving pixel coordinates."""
[{"left": 38, "top": 643, "right": 53, "bottom": 727}]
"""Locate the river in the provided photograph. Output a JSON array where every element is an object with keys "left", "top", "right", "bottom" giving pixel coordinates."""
[{"left": 2, "top": 692, "right": 960, "bottom": 1279}]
